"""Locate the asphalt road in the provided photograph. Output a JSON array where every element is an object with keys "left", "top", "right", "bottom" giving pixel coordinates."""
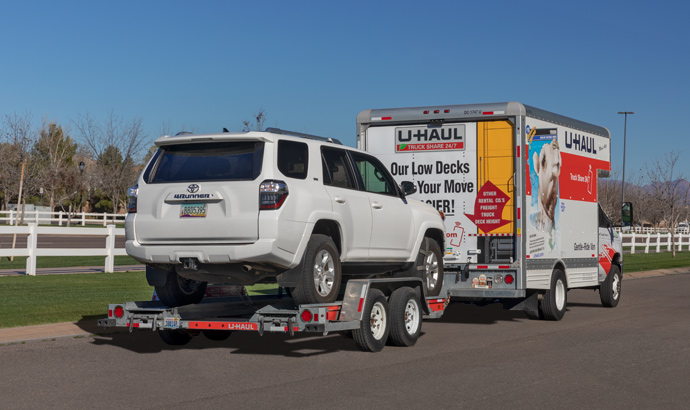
[{"left": 1, "top": 274, "right": 688, "bottom": 409}]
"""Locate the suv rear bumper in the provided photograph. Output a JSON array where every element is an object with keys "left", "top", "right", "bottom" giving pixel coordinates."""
[{"left": 125, "top": 238, "right": 298, "bottom": 268}]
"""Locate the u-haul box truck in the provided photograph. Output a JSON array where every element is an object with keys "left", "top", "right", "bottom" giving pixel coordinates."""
[{"left": 357, "top": 102, "right": 623, "bottom": 320}]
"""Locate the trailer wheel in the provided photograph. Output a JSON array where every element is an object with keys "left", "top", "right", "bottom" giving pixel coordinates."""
[
  {"left": 155, "top": 270, "right": 207, "bottom": 308},
  {"left": 159, "top": 329, "right": 192, "bottom": 346},
  {"left": 388, "top": 287, "right": 422, "bottom": 347},
  {"left": 202, "top": 330, "right": 232, "bottom": 341},
  {"left": 291, "top": 235, "right": 342, "bottom": 305},
  {"left": 353, "top": 289, "right": 390, "bottom": 352},
  {"left": 600, "top": 265, "right": 622, "bottom": 308},
  {"left": 541, "top": 269, "right": 567, "bottom": 321}
]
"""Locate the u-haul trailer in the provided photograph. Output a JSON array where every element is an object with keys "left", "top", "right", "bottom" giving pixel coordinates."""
[
  {"left": 357, "top": 102, "right": 623, "bottom": 320},
  {"left": 98, "top": 278, "right": 447, "bottom": 352}
]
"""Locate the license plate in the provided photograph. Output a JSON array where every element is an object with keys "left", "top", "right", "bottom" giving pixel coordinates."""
[
  {"left": 180, "top": 203, "right": 206, "bottom": 218},
  {"left": 164, "top": 318, "right": 180, "bottom": 329}
]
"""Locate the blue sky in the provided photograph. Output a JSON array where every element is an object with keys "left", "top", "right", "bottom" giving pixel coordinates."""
[{"left": 1, "top": 0, "right": 689, "bottom": 179}]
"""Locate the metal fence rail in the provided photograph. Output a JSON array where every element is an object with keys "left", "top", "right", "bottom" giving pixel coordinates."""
[
  {"left": 620, "top": 232, "right": 690, "bottom": 254},
  {"left": 0, "top": 210, "right": 125, "bottom": 226},
  {"left": 0, "top": 223, "right": 126, "bottom": 275}
]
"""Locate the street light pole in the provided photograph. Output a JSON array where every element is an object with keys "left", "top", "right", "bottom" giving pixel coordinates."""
[
  {"left": 618, "top": 111, "right": 634, "bottom": 204},
  {"left": 79, "top": 161, "right": 85, "bottom": 214}
]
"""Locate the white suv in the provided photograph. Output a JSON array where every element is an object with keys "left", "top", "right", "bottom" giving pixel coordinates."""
[{"left": 126, "top": 128, "right": 446, "bottom": 307}]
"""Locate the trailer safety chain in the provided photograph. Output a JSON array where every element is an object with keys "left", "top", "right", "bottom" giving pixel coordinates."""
[
  {"left": 128, "top": 314, "right": 134, "bottom": 333},
  {"left": 257, "top": 315, "right": 264, "bottom": 336},
  {"left": 288, "top": 317, "right": 295, "bottom": 336},
  {"left": 152, "top": 314, "right": 158, "bottom": 331}
]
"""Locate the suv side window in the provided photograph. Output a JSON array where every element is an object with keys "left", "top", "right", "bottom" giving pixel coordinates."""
[
  {"left": 351, "top": 152, "right": 398, "bottom": 196},
  {"left": 321, "top": 147, "right": 355, "bottom": 189},
  {"left": 278, "top": 140, "right": 308, "bottom": 179}
]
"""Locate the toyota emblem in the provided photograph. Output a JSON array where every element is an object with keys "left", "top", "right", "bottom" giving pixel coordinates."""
[{"left": 187, "top": 184, "right": 200, "bottom": 193}]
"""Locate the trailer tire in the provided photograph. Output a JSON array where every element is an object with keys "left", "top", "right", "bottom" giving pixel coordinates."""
[
  {"left": 159, "top": 329, "right": 192, "bottom": 346},
  {"left": 155, "top": 270, "right": 207, "bottom": 308},
  {"left": 541, "top": 269, "right": 567, "bottom": 321},
  {"left": 388, "top": 287, "right": 422, "bottom": 347},
  {"left": 524, "top": 307, "right": 544, "bottom": 320},
  {"left": 600, "top": 265, "right": 622, "bottom": 308},
  {"left": 353, "top": 289, "right": 390, "bottom": 352},
  {"left": 202, "top": 330, "right": 232, "bottom": 341},
  {"left": 291, "top": 235, "right": 342, "bottom": 305}
]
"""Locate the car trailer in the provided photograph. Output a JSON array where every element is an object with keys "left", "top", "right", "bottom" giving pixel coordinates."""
[{"left": 98, "top": 278, "right": 448, "bottom": 352}]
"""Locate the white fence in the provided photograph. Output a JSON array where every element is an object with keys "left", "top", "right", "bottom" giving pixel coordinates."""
[
  {"left": 0, "top": 223, "right": 126, "bottom": 275},
  {"left": 615, "top": 226, "right": 690, "bottom": 235},
  {"left": 620, "top": 232, "right": 690, "bottom": 254},
  {"left": 0, "top": 210, "right": 125, "bottom": 226}
]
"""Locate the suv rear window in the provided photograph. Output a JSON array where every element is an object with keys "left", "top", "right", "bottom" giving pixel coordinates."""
[{"left": 148, "top": 141, "right": 264, "bottom": 183}]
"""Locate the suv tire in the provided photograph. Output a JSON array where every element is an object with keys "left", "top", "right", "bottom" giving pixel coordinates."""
[
  {"left": 155, "top": 269, "right": 207, "bottom": 307},
  {"left": 398, "top": 238, "right": 444, "bottom": 297},
  {"left": 291, "top": 234, "right": 342, "bottom": 305}
]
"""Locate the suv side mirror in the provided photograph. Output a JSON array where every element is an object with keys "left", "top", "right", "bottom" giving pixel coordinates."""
[
  {"left": 400, "top": 181, "right": 417, "bottom": 196},
  {"left": 622, "top": 202, "right": 634, "bottom": 228}
]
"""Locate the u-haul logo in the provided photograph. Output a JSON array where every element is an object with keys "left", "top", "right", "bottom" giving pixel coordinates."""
[
  {"left": 395, "top": 124, "right": 465, "bottom": 152},
  {"left": 564, "top": 131, "right": 597, "bottom": 154}
]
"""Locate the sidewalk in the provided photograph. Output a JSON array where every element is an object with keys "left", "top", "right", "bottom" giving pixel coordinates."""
[{"left": 1, "top": 267, "right": 688, "bottom": 344}]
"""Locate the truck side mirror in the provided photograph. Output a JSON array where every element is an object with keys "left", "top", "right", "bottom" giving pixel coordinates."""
[
  {"left": 621, "top": 202, "right": 634, "bottom": 228},
  {"left": 400, "top": 181, "right": 417, "bottom": 196}
]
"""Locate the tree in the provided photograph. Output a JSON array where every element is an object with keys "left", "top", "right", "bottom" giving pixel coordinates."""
[
  {"left": 644, "top": 151, "right": 690, "bottom": 257},
  {"left": 73, "top": 110, "right": 149, "bottom": 213},
  {"left": 242, "top": 108, "right": 267, "bottom": 132},
  {"left": 0, "top": 112, "right": 36, "bottom": 211},
  {"left": 31, "top": 120, "right": 79, "bottom": 210}
]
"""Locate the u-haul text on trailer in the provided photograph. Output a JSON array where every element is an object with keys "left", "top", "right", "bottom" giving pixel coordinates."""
[{"left": 358, "top": 102, "right": 624, "bottom": 319}]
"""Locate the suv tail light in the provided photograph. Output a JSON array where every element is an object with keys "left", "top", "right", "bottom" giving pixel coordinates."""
[
  {"left": 127, "top": 185, "right": 138, "bottom": 213},
  {"left": 259, "top": 180, "right": 288, "bottom": 210}
]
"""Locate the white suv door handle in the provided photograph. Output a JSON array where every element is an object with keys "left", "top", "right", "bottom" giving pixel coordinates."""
[
  {"left": 372, "top": 202, "right": 383, "bottom": 209},
  {"left": 334, "top": 196, "right": 346, "bottom": 204}
]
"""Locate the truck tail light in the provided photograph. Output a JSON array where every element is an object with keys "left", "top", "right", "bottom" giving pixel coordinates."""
[
  {"left": 114, "top": 306, "right": 125, "bottom": 318},
  {"left": 126, "top": 185, "right": 138, "bottom": 213},
  {"left": 505, "top": 274, "right": 514, "bottom": 285},
  {"left": 259, "top": 180, "right": 288, "bottom": 210}
]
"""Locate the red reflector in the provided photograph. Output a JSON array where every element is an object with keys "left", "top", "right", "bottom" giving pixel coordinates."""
[
  {"left": 483, "top": 111, "right": 493, "bottom": 115},
  {"left": 518, "top": 207, "right": 521, "bottom": 220},
  {"left": 444, "top": 109, "right": 450, "bottom": 113},
  {"left": 434, "top": 110, "right": 440, "bottom": 114},
  {"left": 477, "top": 265, "right": 488, "bottom": 269},
  {"left": 301, "top": 310, "right": 313, "bottom": 322},
  {"left": 498, "top": 265, "right": 510, "bottom": 269},
  {"left": 505, "top": 274, "right": 515, "bottom": 284},
  {"left": 423, "top": 110, "right": 429, "bottom": 114},
  {"left": 108, "top": 309, "right": 113, "bottom": 318},
  {"left": 381, "top": 117, "right": 392, "bottom": 120},
  {"left": 357, "top": 298, "right": 365, "bottom": 312},
  {"left": 114, "top": 306, "right": 125, "bottom": 318},
  {"left": 517, "top": 146, "right": 520, "bottom": 158}
]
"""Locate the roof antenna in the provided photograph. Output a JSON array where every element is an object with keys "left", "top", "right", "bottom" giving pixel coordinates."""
[{"left": 222, "top": 128, "right": 229, "bottom": 133}]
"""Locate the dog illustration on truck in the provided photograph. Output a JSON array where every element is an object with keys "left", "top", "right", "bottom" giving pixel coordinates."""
[{"left": 358, "top": 102, "right": 625, "bottom": 320}]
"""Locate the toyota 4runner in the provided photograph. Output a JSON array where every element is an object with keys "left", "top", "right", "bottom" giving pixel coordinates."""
[{"left": 126, "top": 128, "right": 445, "bottom": 307}]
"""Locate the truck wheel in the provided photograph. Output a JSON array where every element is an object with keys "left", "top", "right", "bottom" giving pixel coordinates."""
[
  {"left": 540, "top": 269, "right": 567, "bottom": 321},
  {"left": 202, "top": 330, "right": 232, "bottom": 341},
  {"left": 159, "top": 329, "right": 192, "bottom": 346},
  {"left": 291, "top": 235, "right": 342, "bottom": 305},
  {"left": 388, "top": 287, "right": 422, "bottom": 347},
  {"left": 353, "top": 289, "right": 390, "bottom": 352},
  {"left": 600, "top": 265, "right": 622, "bottom": 308},
  {"left": 155, "top": 270, "right": 207, "bottom": 308}
]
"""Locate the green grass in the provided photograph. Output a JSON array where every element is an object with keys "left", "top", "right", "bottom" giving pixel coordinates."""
[
  {"left": 0, "top": 271, "right": 153, "bottom": 329},
  {"left": 624, "top": 251, "right": 690, "bottom": 273},
  {"left": 0, "top": 272, "right": 280, "bottom": 329},
  {"left": 0, "top": 252, "right": 687, "bottom": 329},
  {"left": 0, "top": 255, "right": 141, "bottom": 270}
]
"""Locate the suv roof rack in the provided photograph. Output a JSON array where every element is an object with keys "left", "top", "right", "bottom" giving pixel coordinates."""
[{"left": 265, "top": 127, "right": 342, "bottom": 145}]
